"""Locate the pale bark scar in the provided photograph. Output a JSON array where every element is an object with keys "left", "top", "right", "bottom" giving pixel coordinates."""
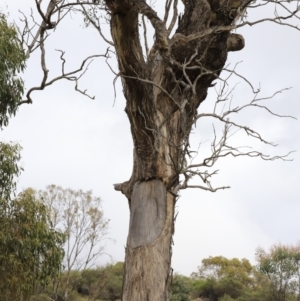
[{"left": 128, "top": 180, "right": 166, "bottom": 248}]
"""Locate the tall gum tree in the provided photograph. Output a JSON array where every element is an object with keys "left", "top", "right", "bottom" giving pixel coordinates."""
[
  {"left": 106, "top": 2, "right": 245, "bottom": 300},
  {"left": 10, "top": 0, "right": 300, "bottom": 300}
]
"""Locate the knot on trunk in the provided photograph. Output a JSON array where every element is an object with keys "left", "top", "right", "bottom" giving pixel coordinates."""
[
  {"left": 227, "top": 33, "right": 245, "bottom": 52},
  {"left": 114, "top": 181, "right": 132, "bottom": 200}
]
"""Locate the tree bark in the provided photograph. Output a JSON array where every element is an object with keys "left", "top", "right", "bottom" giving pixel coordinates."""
[
  {"left": 105, "top": 0, "right": 247, "bottom": 299},
  {"left": 122, "top": 180, "right": 175, "bottom": 300}
]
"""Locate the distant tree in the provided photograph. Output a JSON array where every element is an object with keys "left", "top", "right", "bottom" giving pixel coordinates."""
[
  {"left": 189, "top": 278, "right": 210, "bottom": 300},
  {"left": 0, "top": 143, "right": 64, "bottom": 301},
  {"left": 39, "top": 185, "right": 111, "bottom": 301},
  {"left": 30, "top": 293, "right": 53, "bottom": 301},
  {"left": 96, "top": 262, "right": 124, "bottom": 301},
  {"left": 73, "top": 262, "right": 124, "bottom": 301},
  {"left": 235, "top": 267, "right": 271, "bottom": 301},
  {"left": 256, "top": 243, "right": 300, "bottom": 301},
  {"left": 0, "top": 188, "right": 65, "bottom": 301},
  {"left": 0, "top": 12, "right": 26, "bottom": 127},
  {"left": 236, "top": 288, "right": 271, "bottom": 301},
  {"left": 196, "top": 256, "right": 255, "bottom": 286},
  {"left": 192, "top": 256, "right": 258, "bottom": 300},
  {"left": 0, "top": 141, "right": 22, "bottom": 200},
  {"left": 169, "top": 274, "right": 193, "bottom": 301},
  {"left": 220, "top": 294, "right": 235, "bottom": 301},
  {"left": 76, "top": 269, "right": 102, "bottom": 300}
]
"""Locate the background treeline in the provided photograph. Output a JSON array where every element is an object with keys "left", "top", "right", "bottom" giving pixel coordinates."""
[
  {"left": 170, "top": 245, "right": 300, "bottom": 301},
  {"left": 2, "top": 142, "right": 300, "bottom": 301},
  {"left": 31, "top": 262, "right": 124, "bottom": 301},
  {"left": 29, "top": 243, "right": 300, "bottom": 301}
]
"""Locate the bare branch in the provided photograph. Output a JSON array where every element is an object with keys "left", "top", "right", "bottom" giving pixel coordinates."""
[
  {"left": 223, "top": 65, "right": 260, "bottom": 94},
  {"left": 19, "top": 49, "right": 110, "bottom": 105},
  {"left": 26, "top": 0, "right": 59, "bottom": 57},
  {"left": 237, "top": 0, "right": 300, "bottom": 30},
  {"left": 80, "top": 3, "right": 114, "bottom": 46},
  {"left": 142, "top": 15, "right": 149, "bottom": 58},
  {"left": 39, "top": 185, "right": 111, "bottom": 300},
  {"left": 163, "top": 0, "right": 173, "bottom": 25},
  {"left": 169, "top": 59, "right": 296, "bottom": 193},
  {"left": 136, "top": 0, "right": 169, "bottom": 52},
  {"left": 180, "top": 184, "right": 230, "bottom": 192},
  {"left": 238, "top": 17, "right": 300, "bottom": 30},
  {"left": 120, "top": 73, "right": 182, "bottom": 109},
  {"left": 167, "top": 0, "right": 178, "bottom": 36}
]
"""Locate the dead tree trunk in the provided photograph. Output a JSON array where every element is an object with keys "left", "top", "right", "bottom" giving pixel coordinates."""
[{"left": 106, "top": 0, "right": 247, "bottom": 299}]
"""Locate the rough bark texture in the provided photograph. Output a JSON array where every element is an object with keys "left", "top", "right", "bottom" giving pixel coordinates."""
[{"left": 104, "top": 0, "right": 248, "bottom": 299}]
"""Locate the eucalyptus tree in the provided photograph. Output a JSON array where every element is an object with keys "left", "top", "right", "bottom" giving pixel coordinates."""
[
  {"left": 0, "top": 141, "right": 22, "bottom": 200},
  {"left": 14, "top": 0, "right": 300, "bottom": 300},
  {"left": 0, "top": 142, "right": 64, "bottom": 301},
  {"left": 257, "top": 243, "right": 300, "bottom": 301},
  {"left": 0, "top": 12, "right": 26, "bottom": 128},
  {"left": 0, "top": 188, "right": 65, "bottom": 301},
  {"left": 39, "top": 185, "right": 110, "bottom": 301},
  {"left": 0, "top": 12, "right": 25, "bottom": 195}
]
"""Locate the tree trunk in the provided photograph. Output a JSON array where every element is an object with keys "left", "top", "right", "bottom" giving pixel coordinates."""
[
  {"left": 122, "top": 180, "right": 175, "bottom": 300},
  {"left": 105, "top": 0, "right": 247, "bottom": 299}
]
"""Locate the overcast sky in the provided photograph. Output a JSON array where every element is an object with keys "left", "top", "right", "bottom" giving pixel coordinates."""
[{"left": 1, "top": 0, "right": 300, "bottom": 276}]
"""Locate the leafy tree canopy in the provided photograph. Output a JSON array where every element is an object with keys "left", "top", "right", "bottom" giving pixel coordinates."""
[
  {"left": 0, "top": 143, "right": 65, "bottom": 301},
  {"left": 191, "top": 256, "right": 259, "bottom": 300},
  {"left": 73, "top": 262, "right": 123, "bottom": 301},
  {"left": 0, "top": 12, "right": 26, "bottom": 127},
  {"left": 0, "top": 141, "right": 22, "bottom": 200},
  {"left": 256, "top": 243, "right": 300, "bottom": 301},
  {"left": 170, "top": 274, "right": 193, "bottom": 301},
  {"left": 196, "top": 256, "right": 254, "bottom": 286},
  {"left": 0, "top": 188, "right": 65, "bottom": 301}
]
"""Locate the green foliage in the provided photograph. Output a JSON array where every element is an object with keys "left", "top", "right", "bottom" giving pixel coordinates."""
[
  {"left": 188, "top": 278, "right": 210, "bottom": 300},
  {"left": 30, "top": 293, "right": 53, "bottom": 301},
  {"left": 0, "top": 144, "right": 64, "bottom": 300},
  {"left": 94, "top": 262, "right": 123, "bottom": 301},
  {"left": 170, "top": 274, "right": 192, "bottom": 301},
  {"left": 0, "top": 141, "right": 22, "bottom": 200},
  {"left": 199, "top": 256, "right": 254, "bottom": 286},
  {"left": 236, "top": 289, "right": 271, "bottom": 301},
  {"left": 0, "top": 13, "right": 26, "bottom": 127},
  {"left": 192, "top": 256, "right": 261, "bottom": 301},
  {"left": 220, "top": 294, "right": 235, "bottom": 301},
  {"left": 0, "top": 188, "right": 65, "bottom": 301},
  {"left": 256, "top": 243, "right": 300, "bottom": 301},
  {"left": 56, "top": 262, "right": 124, "bottom": 301}
]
